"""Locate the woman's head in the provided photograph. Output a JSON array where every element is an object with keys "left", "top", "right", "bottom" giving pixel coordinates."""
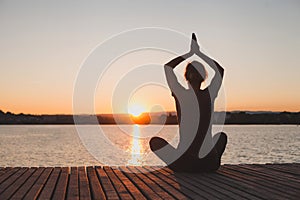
[{"left": 185, "top": 61, "right": 207, "bottom": 86}]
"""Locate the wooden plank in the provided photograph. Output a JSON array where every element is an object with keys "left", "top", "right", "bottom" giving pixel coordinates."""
[
  {"left": 218, "top": 167, "right": 277, "bottom": 199},
  {"left": 51, "top": 167, "right": 69, "bottom": 200},
  {"left": 0, "top": 164, "right": 299, "bottom": 199},
  {"left": 291, "top": 163, "right": 300, "bottom": 168},
  {"left": 0, "top": 168, "right": 35, "bottom": 200},
  {"left": 219, "top": 165, "right": 291, "bottom": 199},
  {"left": 228, "top": 165, "right": 299, "bottom": 198},
  {"left": 160, "top": 166, "right": 252, "bottom": 200},
  {"left": 0, "top": 168, "right": 27, "bottom": 194},
  {"left": 153, "top": 166, "right": 225, "bottom": 199},
  {"left": 86, "top": 166, "right": 106, "bottom": 200},
  {"left": 238, "top": 165, "right": 300, "bottom": 190},
  {"left": 205, "top": 170, "right": 267, "bottom": 200},
  {"left": 273, "top": 163, "right": 300, "bottom": 175},
  {"left": 159, "top": 167, "right": 221, "bottom": 199},
  {"left": 254, "top": 164, "right": 300, "bottom": 178},
  {"left": 67, "top": 167, "right": 79, "bottom": 200},
  {"left": 23, "top": 167, "right": 53, "bottom": 200},
  {"left": 96, "top": 166, "right": 119, "bottom": 199},
  {"left": 78, "top": 166, "right": 91, "bottom": 200},
  {"left": 255, "top": 164, "right": 300, "bottom": 182},
  {"left": 0, "top": 168, "right": 20, "bottom": 185},
  {"left": 0, "top": 167, "right": 9, "bottom": 177},
  {"left": 198, "top": 172, "right": 262, "bottom": 200},
  {"left": 103, "top": 166, "right": 133, "bottom": 200},
  {"left": 263, "top": 164, "right": 300, "bottom": 177},
  {"left": 132, "top": 166, "right": 177, "bottom": 200},
  {"left": 10, "top": 168, "right": 45, "bottom": 200},
  {"left": 119, "top": 166, "right": 162, "bottom": 200},
  {"left": 164, "top": 167, "right": 234, "bottom": 199},
  {"left": 135, "top": 166, "right": 188, "bottom": 199},
  {"left": 111, "top": 167, "right": 146, "bottom": 199},
  {"left": 144, "top": 166, "right": 200, "bottom": 199},
  {"left": 38, "top": 167, "right": 61, "bottom": 200}
]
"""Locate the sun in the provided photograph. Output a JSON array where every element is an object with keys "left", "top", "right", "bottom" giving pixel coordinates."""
[{"left": 128, "top": 104, "right": 146, "bottom": 117}]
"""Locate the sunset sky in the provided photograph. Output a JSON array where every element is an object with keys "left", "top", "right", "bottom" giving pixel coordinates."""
[{"left": 0, "top": 0, "right": 299, "bottom": 114}]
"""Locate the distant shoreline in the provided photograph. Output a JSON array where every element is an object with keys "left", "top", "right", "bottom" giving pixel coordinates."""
[
  {"left": 1, "top": 124, "right": 299, "bottom": 126},
  {"left": 1, "top": 110, "right": 299, "bottom": 125}
]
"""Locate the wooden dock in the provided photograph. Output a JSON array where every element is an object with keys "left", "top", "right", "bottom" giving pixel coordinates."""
[{"left": 0, "top": 163, "right": 299, "bottom": 199}]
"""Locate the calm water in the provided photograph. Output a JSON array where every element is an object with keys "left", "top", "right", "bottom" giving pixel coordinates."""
[{"left": 0, "top": 125, "right": 299, "bottom": 166}]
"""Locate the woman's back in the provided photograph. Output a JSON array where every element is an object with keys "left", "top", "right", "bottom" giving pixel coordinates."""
[{"left": 174, "top": 88, "right": 214, "bottom": 157}]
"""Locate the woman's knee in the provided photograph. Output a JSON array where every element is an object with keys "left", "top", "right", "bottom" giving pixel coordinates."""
[
  {"left": 213, "top": 132, "right": 227, "bottom": 144},
  {"left": 149, "top": 137, "right": 168, "bottom": 151}
]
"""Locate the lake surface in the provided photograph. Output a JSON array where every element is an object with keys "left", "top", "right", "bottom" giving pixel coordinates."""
[{"left": 0, "top": 125, "right": 299, "bottom": 166}]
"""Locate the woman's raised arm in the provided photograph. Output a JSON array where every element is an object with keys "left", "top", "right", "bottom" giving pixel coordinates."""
[
  {"left": 193, "top": 33, "right": 224, "bottom": 97},
  {"left": 164, "top": 40, "right": 194, "bottom": 93}
]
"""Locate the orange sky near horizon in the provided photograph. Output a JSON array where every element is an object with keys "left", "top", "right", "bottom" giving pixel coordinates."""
[
  {"left": 1, "top": 1, "right": 299, "bottom": 115},
  {"left": 2, "top": 100, "right": 299, "bottom": 115}
]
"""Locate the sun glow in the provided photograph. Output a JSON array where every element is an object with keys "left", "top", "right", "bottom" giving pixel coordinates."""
[{"left": 128, "top": 104, "right": 146, "bottom": 117}]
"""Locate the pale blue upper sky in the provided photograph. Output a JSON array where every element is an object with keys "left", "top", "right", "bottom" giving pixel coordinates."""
[{"left": 0, "top": 0, "right": 299, "bottom": 114}]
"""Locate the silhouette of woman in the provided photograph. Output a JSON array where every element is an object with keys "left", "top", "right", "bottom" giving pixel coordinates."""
[{"left": 150, "top": 33, "right": 227, "bottom": 172}]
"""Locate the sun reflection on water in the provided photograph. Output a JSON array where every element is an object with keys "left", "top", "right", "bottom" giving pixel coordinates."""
[{"left": 128, "top": 125, "right": 143, "bottom": 165}]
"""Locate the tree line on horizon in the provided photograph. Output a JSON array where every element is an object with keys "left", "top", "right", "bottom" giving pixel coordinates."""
[{"left": 0, "top": 110, "right": 300, "bottom": 125}]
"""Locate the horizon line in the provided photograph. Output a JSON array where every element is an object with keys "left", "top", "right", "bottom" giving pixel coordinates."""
[{"left": 1, "top": 110, "right": 299, "bottom": 116}]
